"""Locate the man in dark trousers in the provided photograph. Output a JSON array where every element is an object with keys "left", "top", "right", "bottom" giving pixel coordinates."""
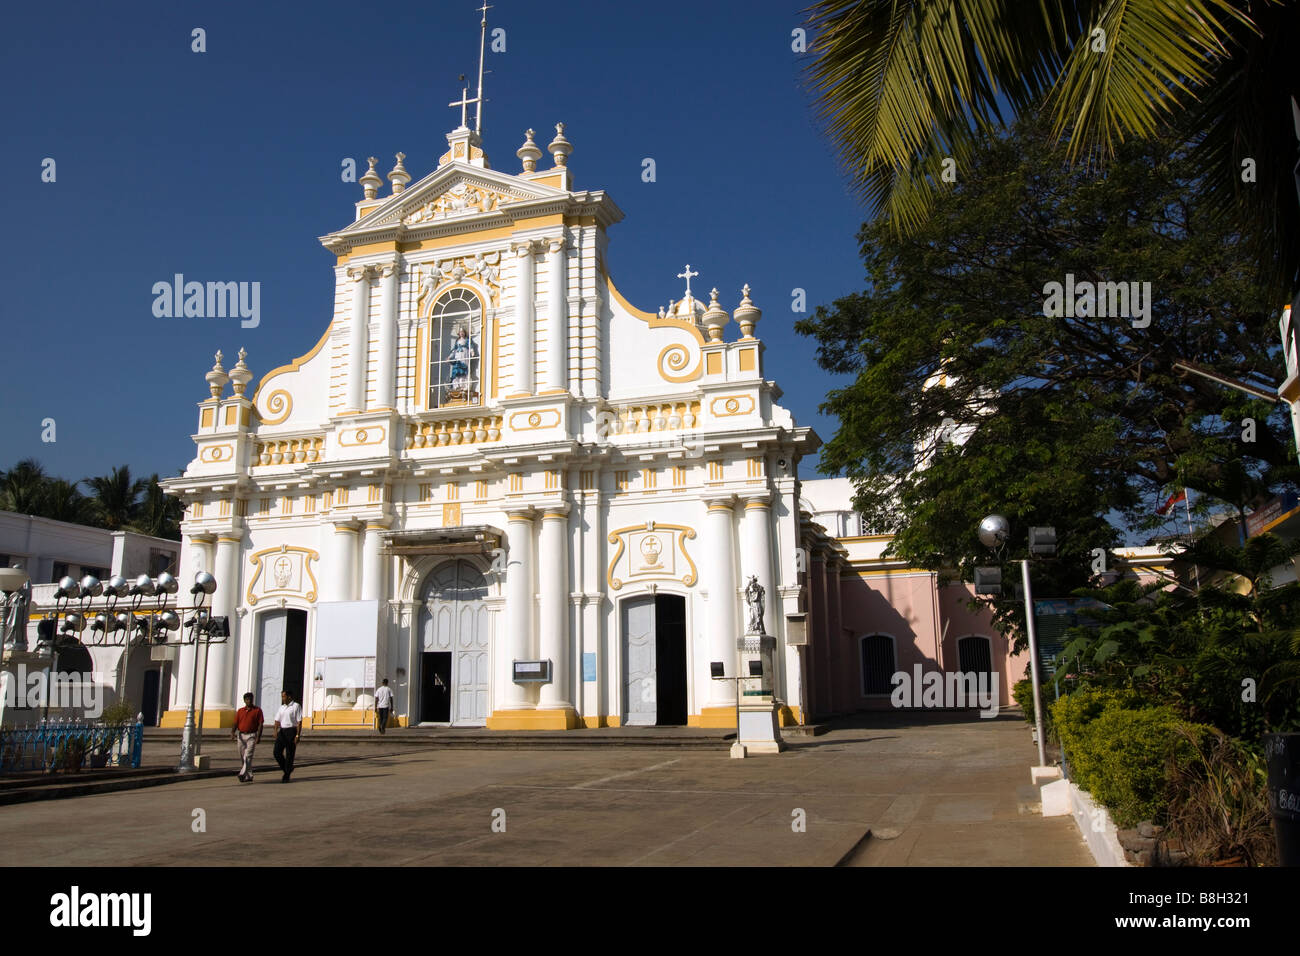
[
  {"left": 374, "top": 678, "right": 394, "bottom": 734},
  {"left": 272, "top": 690, "right": 303, "bottom": 783},
  {"left": 231, "top": 692, "right": 264, "bottom": 782}
]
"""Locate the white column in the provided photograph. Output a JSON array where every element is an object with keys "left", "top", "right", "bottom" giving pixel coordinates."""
[
  {"left": 328, "top": 521, "right": 360, "bottom": 602},
  {"left": 512, "top": 240, "right": 535, "bottom": 395},
  {"left": 345, "top": 266, "right": 373, "bottom": 413},
  {"left": 537, "top": 504, "right": 570, "bottom": 710},
  {"left": 373, "top": 262, "right": 400, "bottom": 410},
  {"left": 704, "top": 496, "right": 738, "bottom": 707},
  {"left": 205, "top": 532, "right": 241, "bottom": 711},
  {"left": 581, "top": 476, "right": 602, "bottom": 721},
  {"left": 173, "top": 533, "right": 213, "bottom": 710},
  {"left": 361, "top": 522, "right": 388, "bottom": 602},
  {"left": 740, "top": 493, "right": 774, "bottom": 635},
  {"left": 499, "top": 509, "right": 534, "bottom": 710},
  {"left": 544, "top": 236, "right": 567, "bottom": 392}
]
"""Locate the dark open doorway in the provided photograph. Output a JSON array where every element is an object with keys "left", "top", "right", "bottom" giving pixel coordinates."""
[
  {"left": 141, "top": 669, "right": 161, "bottom": 726},
  {"left": 421, "top": 652, "right": 452, "bottom": 723},
  {"left": 654, "top": 594, "right": 687, "bottom": 725},
  {"left": 284, "top": 610, "right": 307, "bottom": 704}
]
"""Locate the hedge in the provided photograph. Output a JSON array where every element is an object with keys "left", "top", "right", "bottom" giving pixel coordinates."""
[{"left": 1051, "top": 687, "right": 1211, "bottom": 828}]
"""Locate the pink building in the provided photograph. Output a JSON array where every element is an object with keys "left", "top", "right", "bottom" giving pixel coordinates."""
[
  {"left": 796, "top": 477, "right": 1025, "bottom": 720},
  {"left": 793, "top": 478, "right": 1179, "bottom": 722}
]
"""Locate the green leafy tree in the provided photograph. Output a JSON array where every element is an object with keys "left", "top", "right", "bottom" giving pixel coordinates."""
[
  {"left": 41, "top": 479, "right": 91, "bottom": 525},
  {"left": 83, "top": 465, "right": 146, "bottom": 532},
  {"left": 133, "top": 474, "right": 183, "bottom": 540},
  {"left": 1058, "top": 534, "right": 1300, "bottom": 736},
  {"left": 0, "top": 459, "right": 50, "bottom": 515},
  {"left": 804, "top": 0, "right": 1300, "bottom": 295},
  {"left": 795, "top": 116, "right": 1298, "bottom": 643}
]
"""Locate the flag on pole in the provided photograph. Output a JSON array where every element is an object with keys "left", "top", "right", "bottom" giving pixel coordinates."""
[{"left": 1156, "top": 489, "right": 1187, "bottom": 515}]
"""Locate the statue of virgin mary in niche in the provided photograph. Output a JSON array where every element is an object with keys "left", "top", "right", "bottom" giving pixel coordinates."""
[{"left": 446, "top": 324, "right": 477, "bottom": 403}]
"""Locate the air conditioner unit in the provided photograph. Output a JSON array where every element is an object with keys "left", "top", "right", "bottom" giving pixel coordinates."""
[
  {"left": 784, "top": 614, "right": 807, "bottom": 646},
  {"left": 974, "top": 567, "right": 1002, "bottom": 596}
]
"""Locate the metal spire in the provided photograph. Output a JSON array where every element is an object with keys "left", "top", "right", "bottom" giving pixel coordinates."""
[{"left": 474, "top": 1, "right": 491, "bottom": 134}]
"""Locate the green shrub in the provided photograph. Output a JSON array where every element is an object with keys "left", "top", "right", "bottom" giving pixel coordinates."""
[
  {"left": 1012, "top": 676, "right": 1058, "bottom": 738},
  {"left": 1051, "top": 686, "right": 1139, "bottom": 749},
  {"left": 99, "top": 701, "right": 138, "bottom": 725},
  {"left": 1012, "top": 678, "right": 1034, "bottom": 722},
  {"left": 1051, "top": 687, "right": 1209, "bottom": 827}
]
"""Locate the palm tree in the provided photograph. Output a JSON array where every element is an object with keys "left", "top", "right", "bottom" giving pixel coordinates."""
[
  {"left": 83, "top": 465, "right": 146, "bottom": 531},
  {"left": 804, "top": 0, "right": 1300, "bottom": 295},
  {"left": 133, "top": 474, "right": 183, "bottom": 540},
  {"left": 0, "top": 459, "right": 50, "bottom": 515},
  {"left": 42, "top": 479, "right": 91, "bottom": 525}
]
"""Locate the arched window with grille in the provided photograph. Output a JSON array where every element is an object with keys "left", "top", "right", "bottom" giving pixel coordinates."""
[
  {"left": 860, "top": 633, "right": 896, "bottom": 696},
  {"left": 957, "top": 635, "right": 994, "bottom": 679},
  {"left": 428, "top": 288, "right": 483, "bottom": 409}
]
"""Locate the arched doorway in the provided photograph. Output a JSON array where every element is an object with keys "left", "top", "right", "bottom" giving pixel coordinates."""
[{"left": 417, "top": 559, "right": 489, "bottom": 725}]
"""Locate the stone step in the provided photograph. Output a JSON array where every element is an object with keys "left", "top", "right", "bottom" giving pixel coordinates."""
[
  {"left": 143, "top": 729, "right": 739, "bottom": 748},
  {"left": 1016, "top": 783, "right": 1043, "bottom": 815}
]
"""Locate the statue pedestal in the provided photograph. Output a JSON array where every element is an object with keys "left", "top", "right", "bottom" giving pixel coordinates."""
[
  {"left": 736, "top": 701, "right": 785, "bottom": 755},
  {"left": 732, "top": 632, "right": 784, "bottom": 757}
]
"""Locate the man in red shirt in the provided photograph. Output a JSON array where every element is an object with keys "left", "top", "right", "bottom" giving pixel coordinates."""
[{"left": 231, "top": 692, "right": 264, "bottom": 783}]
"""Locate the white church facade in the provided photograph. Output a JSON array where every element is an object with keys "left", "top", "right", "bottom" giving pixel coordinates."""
[{"left": 159, "top": 113, "right": 819, "bottom": 731}]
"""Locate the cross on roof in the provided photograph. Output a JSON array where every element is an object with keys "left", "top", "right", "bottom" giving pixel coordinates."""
[
  {"left": 449, "top": 79, "right": 476, "bottom": 130},
  {"left": 677, "top": 264, "right": 699, "bottom": 296}
]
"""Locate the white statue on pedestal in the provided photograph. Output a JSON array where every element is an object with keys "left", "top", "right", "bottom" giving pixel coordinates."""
[{"left": 744, "top": 575, "right": 765, "bottom": 635}]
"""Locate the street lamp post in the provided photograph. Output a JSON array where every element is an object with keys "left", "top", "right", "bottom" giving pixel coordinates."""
[
  {"left": 1019, "top": 559, "right": 1048, "bottom": 768},
  {"left": 179, "top": 571, "right": 217, "bottom": 772},
  {"left": 979, "top": 515, "right": 1052, "bottom": 776}
]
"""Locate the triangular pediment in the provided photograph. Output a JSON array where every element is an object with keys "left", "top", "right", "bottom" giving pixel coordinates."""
[{"left": 334, "top": 163, "right": 569, "bottom": 237}]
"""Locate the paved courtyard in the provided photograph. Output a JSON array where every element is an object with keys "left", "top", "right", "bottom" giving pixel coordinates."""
[{"left": 0, "top": 713, "right": 1093, "bottom": 866}]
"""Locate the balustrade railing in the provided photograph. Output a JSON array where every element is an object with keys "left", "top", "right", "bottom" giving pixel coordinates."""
[{"left": 0, "top": 719, "right": 143, "bottom": 773}]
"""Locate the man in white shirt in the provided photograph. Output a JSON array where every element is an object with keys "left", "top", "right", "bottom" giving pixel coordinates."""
[
  {"left": 374, "top": 678, "right": 394, "bottom": 734},
  {"left": 272, "top": 690, "right": 303, "bottom": 783}
]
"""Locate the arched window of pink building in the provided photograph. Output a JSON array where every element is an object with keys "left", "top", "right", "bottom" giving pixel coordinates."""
[
  {"left": 956, "top": 635, "right": 993, "bottom": 680},
  {"left": 860, "top": 633, "right": 896, "bottom": 697}
]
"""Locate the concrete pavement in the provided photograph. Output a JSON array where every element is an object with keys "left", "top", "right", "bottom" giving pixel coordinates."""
[{"left": 0, "top": 711, "right": 1093, "bottom": 866}]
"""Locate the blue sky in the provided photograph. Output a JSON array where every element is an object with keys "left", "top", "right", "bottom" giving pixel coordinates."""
[{"left": 0, "top": 0, "right": 866, "bottom": 484}]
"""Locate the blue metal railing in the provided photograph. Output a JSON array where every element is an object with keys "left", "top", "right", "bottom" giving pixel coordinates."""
[{"left": 0, "top": 720, "right": 143, "bottom": 773}]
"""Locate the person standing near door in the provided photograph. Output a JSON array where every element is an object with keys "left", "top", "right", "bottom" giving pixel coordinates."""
[
  {"left": 374, "top": 678, "right": 394, "bottom": 734},
  {"left": 231, "top": 692, "right": 264, "bottom": 782},
  {"left": 273, "top": 690, "right": 303, "bottom": 783}
]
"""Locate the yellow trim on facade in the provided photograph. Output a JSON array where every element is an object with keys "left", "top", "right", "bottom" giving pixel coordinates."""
[
  {"left": 485, "top": 708, "right": 580, "bottom": 730},
  {"left": 606, "top": 523, "right": 697, "bottom": 590},
  {"left": 606, "top": 276, "right": 706, "bottom": 347},
  {"left": 311, "top": 709, "right": 379, "bottom": 725},
  {"left": 246, "top": 544, "right": 320, "bottom": 605},
  {"left": 693, "top": 706, "right": 737, "bottom": 729},
  {"left": 656, "top": 343, "right": 704, "bottom": 383},
  {"left": 159, "top": 708, "right": 238, "bottom": 729},
  {"left": 336, "top": 216, "right": 566, "bottom": 265},
  {"left": 253, "top": 320, "right": 334, "bottom": 406}
]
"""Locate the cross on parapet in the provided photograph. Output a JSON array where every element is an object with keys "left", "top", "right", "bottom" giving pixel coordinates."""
[{"left": 678, "top": 264, "right": 699, "bottom": 296}]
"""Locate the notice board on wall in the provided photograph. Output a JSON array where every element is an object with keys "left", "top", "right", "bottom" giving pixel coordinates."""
[{"left": 314, "top": 600, "right": 379, "bottom": 657}]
